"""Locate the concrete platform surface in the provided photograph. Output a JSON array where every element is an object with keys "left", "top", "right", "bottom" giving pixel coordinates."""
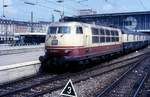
[
  {"left": 0, "top": 44, "right": 44, "bottom": 51},
  {"left": 0, "top": 61, "right": 40, "bottom": 84},
  {"left": 0, "top": 50, "right": 44, "bottom": 66}
]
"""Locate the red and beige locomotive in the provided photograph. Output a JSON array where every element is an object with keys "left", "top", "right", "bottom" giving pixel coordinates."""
[{"left": 39, "top": 22, "right": 149, "bottom": 71}]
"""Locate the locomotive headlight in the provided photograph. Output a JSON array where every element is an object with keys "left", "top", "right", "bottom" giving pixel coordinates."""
[{"left": 64, "top": 50, "right": 71, "bottom": 54}]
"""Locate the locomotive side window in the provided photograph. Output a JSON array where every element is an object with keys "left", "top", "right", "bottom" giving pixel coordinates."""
[
  {"left": 99, "top": 29, "right": 105, "bottom": 35},
  {"left": 111, "top": 30, "right": 119, "bottom": 42},
  {"left": 99, "top": 28, "right": 105, "bottom": 43},
  {"left": 92, "top": 28, "right": 99, "bottom": 43},
  {"left": 92, "top": 36, "right": 99, "bottom": 43},
  {"left": 111, "top": 30, "right": 115, "bottom": 36},
  {"left": 92, "top": 28, "right": 99, "bottom": 35},
  {"left": 115, "top": 31, "right": 119, "bottom": 36},
  {"left": 112, "top": 37, "right": 115, "bottom": 42},
  {"left": 100, "top": 37, "right": 105, "bottom": 43},
  {"left": 48, "top": 27, "right": 57, "bottom": 34},
  {"left": 116, "top": 37, "right": 119, "bottom": 41},
  {"left": 58, "top": 26, "right": 70, "bottom": 34},
  {"left": 76, "top": 27, "right": 83, "bottom": 34},
  {"left": 105, "top": 30, "right": 110, "bottom": 35},
  {"left": 106, "top": 37, "right": 110, "bottom": 42}
]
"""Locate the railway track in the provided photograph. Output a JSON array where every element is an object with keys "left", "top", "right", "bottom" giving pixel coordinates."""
[
  {"left": 0, "top": 52, "right": 147, "bottom": 97},
  {"left": 95, "top": 54, "right": 150, "bottom": 97},
  {"left": 134, "top": 70, "right": 150, "bottom": 97}
]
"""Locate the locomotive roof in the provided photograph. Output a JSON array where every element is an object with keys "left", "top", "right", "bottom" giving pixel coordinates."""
[
  {"left": 50, "top": 22, "right": 147, "bottom": 35},
  {"left": 50, "top": 22, "right": 119, "bottom": 30}
]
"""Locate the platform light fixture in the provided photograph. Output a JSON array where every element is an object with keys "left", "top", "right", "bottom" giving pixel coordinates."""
[
  {"left": 24, "top": 1, "right": 36, "bottom": 32},
  {"left": 24, "top": 1, "right": 36, "bottom": 5},
  {"left": 3, "top": 0, "right": 8, "bottom": 18}
]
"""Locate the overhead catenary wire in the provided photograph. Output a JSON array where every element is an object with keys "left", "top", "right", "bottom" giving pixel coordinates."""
[
  {"left": 22, "top": 0, "right": 75, "bottom": 15},
  {"left": 138, "top": 0, "right": 147, "bottom": 10},
  {"left": 44, "top": 0, "right": 78, "bottom": 12},
  {"left": 37, "top": 4, "right": 74, "bottom": 15},
  {"left": 70, "top": 0, "right": 89, "bottom": 7}
]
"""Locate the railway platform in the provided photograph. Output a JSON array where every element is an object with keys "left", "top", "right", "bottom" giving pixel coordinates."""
[
  {"left": 0, "top": 43, "right": 44, "bottom": 51},
  {"left": 0, "top": 48, "right": 44, "bottom": 84}
]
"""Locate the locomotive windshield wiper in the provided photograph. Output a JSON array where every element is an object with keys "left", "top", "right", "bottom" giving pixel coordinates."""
[
  {"left": 45, "top": 35, "right": 51, "bottom": 42},
  {"left": 60, "top": 33, "right": 65, "bottom": 37}
]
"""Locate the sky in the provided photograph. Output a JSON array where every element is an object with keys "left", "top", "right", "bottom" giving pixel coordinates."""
[{"left": 0, "top": 0, "right": 150, "bottom": 22}]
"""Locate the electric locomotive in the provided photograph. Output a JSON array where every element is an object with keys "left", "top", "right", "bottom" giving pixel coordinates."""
[{"left": 39, "top": 22, "right": 149, "bottom": 71}]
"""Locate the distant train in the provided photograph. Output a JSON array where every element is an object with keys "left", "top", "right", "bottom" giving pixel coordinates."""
[{"left": 39, "top": 22, "right": 150, "bottom": 71}]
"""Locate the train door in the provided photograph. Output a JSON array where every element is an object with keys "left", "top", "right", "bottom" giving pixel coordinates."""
[{"left": 83, "top": 26, "right": 90, "bottom": 47}]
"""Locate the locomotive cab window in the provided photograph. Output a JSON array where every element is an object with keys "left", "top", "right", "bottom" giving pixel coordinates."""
[
  {"left": 48, "top": 27, "right": 57, "bottom": 34},
  {"left": 58, "top": 26, "right": 70, "bottom": 34},
  {"left": 76, "top": 27, "right": 83, "bottom": 34}
]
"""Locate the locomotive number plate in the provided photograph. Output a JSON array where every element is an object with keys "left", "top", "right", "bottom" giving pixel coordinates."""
[{"left": 51, "top": 40, "right": 58, "bottom": 45}]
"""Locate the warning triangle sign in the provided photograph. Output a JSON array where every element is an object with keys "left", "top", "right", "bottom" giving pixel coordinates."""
[{"left": 60, "top": 79, "right": 77, "bottom": 97}]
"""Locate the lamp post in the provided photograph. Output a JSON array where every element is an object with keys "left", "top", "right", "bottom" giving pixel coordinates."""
[
  {"left": 3, "top": 0, "right": 8, "bottom": 18},
  {"left": 24, "top": 2, "right": 36, "bottom": 33},
  {"left": 54, "top": 9, "right": 64, "bottom": 20},
  {"left": 56, "top": 0, "right": 64, "bottom": 19},
  {"left": 2, "top": 0, "right": 9, "bottom": 44}
]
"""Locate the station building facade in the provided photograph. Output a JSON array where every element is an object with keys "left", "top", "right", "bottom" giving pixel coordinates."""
[
  {"left": 63, "top": 11, "right": 150, "bottom": 33},
  {"left": 0, "top": 19, "right": 51, "bottom": 44}
]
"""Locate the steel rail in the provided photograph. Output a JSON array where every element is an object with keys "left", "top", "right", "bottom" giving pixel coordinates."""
[
  {"left": 95, "top": 55, "right": 149, "bottom": 97},
  {"left": 28, "top": 54, "right": 147, "bottom": 97},
  {"left": 132, "top": 72, "right": 149, "bottom": 97},
  {"left": 0, "top": 53, "right": 147, "bottom": 97},
  {"left": 0, "top": 50, "right": 144, "bottom": 88}
]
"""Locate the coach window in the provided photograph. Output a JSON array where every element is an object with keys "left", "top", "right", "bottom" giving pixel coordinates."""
[{"left": 76, "top": 27, "right": 83, "bottom": 34}]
